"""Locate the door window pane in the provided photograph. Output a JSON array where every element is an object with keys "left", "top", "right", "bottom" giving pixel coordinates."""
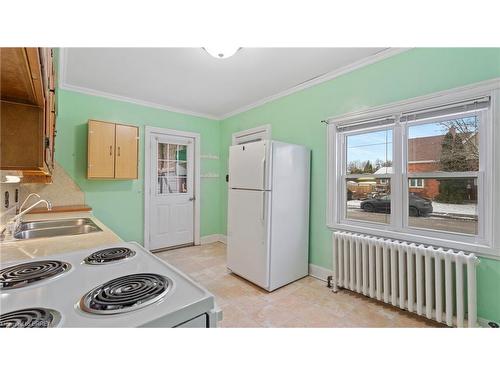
[
  {"left": 176, "top": 145, "right": 187, "bottom": 161},
  {"left": 157, "top": 143, "right": 165, "bottom": 159},
  {"left": 346, "top": 177, "right": 391, "bottom": 224},
  {"left": 407, "top": 177, "right": 478, "bottom": 235},
  {"left": 158, "top": 161, "right": 176, "bottom": 176},
  {"left": 408, "top": 115, "right": 479, "bottom": 173},
  {"left": 346, "top": 129, "right": 393, "bottom": 174},
  {"left": 176, "top": 161, "right": 187, "bottom": 176},
  {"left": 157, "top": 142, "right": 188, "bottom": 195}
]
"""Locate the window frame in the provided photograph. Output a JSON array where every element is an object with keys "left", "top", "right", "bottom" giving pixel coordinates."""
[{"left": 326, "top": 79, "right": 499, "bottom": 256}]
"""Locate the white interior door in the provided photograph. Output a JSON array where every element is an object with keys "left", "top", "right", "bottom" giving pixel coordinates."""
[
  {"left": 227, "top": 189, "right": 270, "bottom": 288},
  {"left": 149, "top": 134, "right": 194, "bottom": 250}
]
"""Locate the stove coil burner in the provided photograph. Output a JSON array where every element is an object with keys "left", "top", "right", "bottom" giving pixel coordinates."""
[
  {"left": 80, "top": 273, "right": 171, "bottom": 315},
  {"left": 0, "top": 260, "right": 71, "bottom": 290},
  {"left": 84, "top": 247, "right": 136, "bottom": 265},
  {"left": 0, "top": 308, "right": 61, "bottom": 328}
]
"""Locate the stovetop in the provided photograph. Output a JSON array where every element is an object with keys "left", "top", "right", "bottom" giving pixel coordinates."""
[{"left": 0, "top": 242, "right": 215, "bottom": 327}]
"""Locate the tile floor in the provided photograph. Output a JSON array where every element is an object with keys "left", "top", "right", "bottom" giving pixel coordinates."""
[{"left": 155, "top": 242, "right": 444, "bottom": 328}]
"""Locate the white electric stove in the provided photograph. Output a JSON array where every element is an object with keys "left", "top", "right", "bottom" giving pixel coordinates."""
[{"left": 0, "top": 242, "right": 220, "bottom": 328}]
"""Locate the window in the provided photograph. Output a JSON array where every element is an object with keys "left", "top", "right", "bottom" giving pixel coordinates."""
[
  {"left": 405, "top": 112, "right": 480, "bottom": 235},
  {"left": 327, "top": 82, "right": 498, "bottom": 255},
  {"left": 344, "top": 128, "right": 393, "bottom": 224},
  {"left": 157, "top": 142, "right": 188, "bottom": 194},
  {"left": 409, "top": 179, "right": 424, "bottom": 188}
]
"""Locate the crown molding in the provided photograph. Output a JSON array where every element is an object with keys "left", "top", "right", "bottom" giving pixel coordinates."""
[
  {"left": 219, "top": 48, "right": 412, "bottom": 120},
  {"left": 59, "top": 47, "right": 411, "bottom": 122},
  {"left": 58, "top": 82, "right": 221, "bottom": 120}
]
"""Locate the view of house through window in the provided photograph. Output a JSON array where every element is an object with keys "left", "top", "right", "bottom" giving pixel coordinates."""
[
  {"left": 406, "top": 115, "right": 479, "bottom": 235},
  {"left": 341, "top": 111, "right": 481, "bottom": 237}
]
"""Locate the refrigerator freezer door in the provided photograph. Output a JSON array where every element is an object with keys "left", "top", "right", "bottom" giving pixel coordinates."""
[
  {"left": 227, "top": 189, "right": 270, "bottom": 289},
  {"left": 228, "top": 141, "right": 271, "bottom": 190}
]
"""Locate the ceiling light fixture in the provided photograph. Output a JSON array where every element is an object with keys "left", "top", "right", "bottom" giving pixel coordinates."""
[{"left": 203, "top": 47, "right": 241, "bottom": 59}]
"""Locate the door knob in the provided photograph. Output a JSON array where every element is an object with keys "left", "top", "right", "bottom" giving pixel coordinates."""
[{"left": 189, "top": 197, "right": 195, "bottom": 201}]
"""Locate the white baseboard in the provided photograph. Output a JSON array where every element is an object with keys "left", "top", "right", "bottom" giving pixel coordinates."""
[
  {"left": 308, "top": 263, "right": 332, "bottom": 282},
  {"left": 200, "top": 234, "right": 227, "bottom": 245}
]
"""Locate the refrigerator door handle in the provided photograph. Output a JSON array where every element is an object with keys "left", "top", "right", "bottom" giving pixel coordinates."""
[
  {"left": 261, "top": 157, "right": 266, "bottom": 189},
  {"left": 261, "top": 191, "right": 266, "bottom": 222}
]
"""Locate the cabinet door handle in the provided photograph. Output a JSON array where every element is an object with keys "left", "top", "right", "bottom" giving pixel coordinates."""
[
  {"left": 118, "top": 146, "right": 121, "bottom": 157},
  {"left": 109, "top": 145, "right": 113, "bottom": 156}
]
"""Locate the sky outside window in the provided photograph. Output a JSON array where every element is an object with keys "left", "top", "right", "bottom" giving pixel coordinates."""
[
  {"left": 408, "top": 116, "right": 477, "bottom": 139},
  {"left": 347, "top": 129, "right": 392, "bottom": 174}
]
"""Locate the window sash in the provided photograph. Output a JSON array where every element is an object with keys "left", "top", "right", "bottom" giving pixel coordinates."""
[
  {"left": 340, "top": 124, "right": 396, "bottom": 227},
  {"left": 402, "top": 109, "right": 486, "bottom": 240},
  {"left": 341, "top": 125, "right": 394, "bottom": 176}
]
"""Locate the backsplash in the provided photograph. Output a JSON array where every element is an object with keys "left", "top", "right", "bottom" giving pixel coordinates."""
[
  {"left": 19, "top": 162, "right": 85, "bottom": 207},
  {"left": 1, "top": 163, "right": 85, "bottom": 228}
]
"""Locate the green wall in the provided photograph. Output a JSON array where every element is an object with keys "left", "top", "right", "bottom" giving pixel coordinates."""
[
  {"left": 219, "top": 48, "right": 500, "bottom": 322},
  {"left": 55, "top": 90, "right": 222, "bottom": 243}
]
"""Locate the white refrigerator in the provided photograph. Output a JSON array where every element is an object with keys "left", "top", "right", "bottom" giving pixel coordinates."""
[{"left": 227, "top": 140, "right": 310, "bottom": 291}]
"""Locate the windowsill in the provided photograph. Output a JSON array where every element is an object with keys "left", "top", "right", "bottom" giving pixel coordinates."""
[{"left": 327, "top": 223, "right": 499, "bottom": 259}]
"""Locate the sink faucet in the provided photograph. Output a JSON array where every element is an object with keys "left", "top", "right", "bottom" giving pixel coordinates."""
[
  {"left": 17, "top": 193, "right": 41, "bottom": 214},
  {"left": 7, "top": 199, "right": 52, "bottom": 234}
]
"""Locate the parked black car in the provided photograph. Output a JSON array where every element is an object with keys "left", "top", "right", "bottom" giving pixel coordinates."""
[{"left": 360, "top": 193, "right": 433, "bottom": 217}]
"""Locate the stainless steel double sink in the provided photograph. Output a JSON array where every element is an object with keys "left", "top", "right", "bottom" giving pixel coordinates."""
[{"left": 14, "top": 218, "right": 102, "bottom": 240}]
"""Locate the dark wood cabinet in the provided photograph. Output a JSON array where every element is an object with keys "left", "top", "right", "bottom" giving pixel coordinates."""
[{"left": 0, "top": 47, "right": 57, "bottom": 182}]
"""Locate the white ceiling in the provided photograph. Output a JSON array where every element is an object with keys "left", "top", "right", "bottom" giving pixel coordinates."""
[{"left": 61, "top": 48, "right": 390, "bottom": 119}]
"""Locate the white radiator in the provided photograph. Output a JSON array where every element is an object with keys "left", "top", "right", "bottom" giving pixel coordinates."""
[{"left": 332, "top": 231, "right": 479, "bottom": 327}]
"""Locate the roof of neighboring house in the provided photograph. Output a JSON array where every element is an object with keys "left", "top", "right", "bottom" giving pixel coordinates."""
[
  {"left": 408, "top": 135, "right": 444, "bottom": 162},
  {"left": 374, "top": 166, "right": 392, "bottom": 174}
]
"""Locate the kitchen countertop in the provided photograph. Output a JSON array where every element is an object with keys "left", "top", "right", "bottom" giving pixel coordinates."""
[{"left": 0, "top": 211, "right": 122, "bottom": 263}]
